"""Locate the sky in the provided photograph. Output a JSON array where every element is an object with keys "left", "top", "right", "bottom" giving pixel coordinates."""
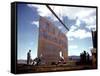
[{"left": 17, "top": 3, "right": 96, "bottom": 60}]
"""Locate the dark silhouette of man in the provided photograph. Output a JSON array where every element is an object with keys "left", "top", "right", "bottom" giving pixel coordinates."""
[{"left": 27, "top": 50, "right": 31, "bottom": 65}]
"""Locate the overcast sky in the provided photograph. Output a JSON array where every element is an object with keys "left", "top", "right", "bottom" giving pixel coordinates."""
[{"left": 17, "top": 3, "right": 96, "bottom": 60}]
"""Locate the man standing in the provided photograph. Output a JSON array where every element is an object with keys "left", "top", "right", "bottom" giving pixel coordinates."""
[{"left": 27, "top": 50, "right": 31, "bottom": 65}]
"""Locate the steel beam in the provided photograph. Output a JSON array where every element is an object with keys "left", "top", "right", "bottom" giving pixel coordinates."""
[{"left": 46, "top": 5, "right": 69, "bottom": 31}]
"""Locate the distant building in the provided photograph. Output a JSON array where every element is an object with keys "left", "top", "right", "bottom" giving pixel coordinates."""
[
  {"left": 92, "top": 31, "right": 97, "bottom": 48},
  {"left": 38, "top": 16, "right": 68, "bottom": 65},
  {"left": 91, "top": 31, "right": 97, "bottom": 68}
]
